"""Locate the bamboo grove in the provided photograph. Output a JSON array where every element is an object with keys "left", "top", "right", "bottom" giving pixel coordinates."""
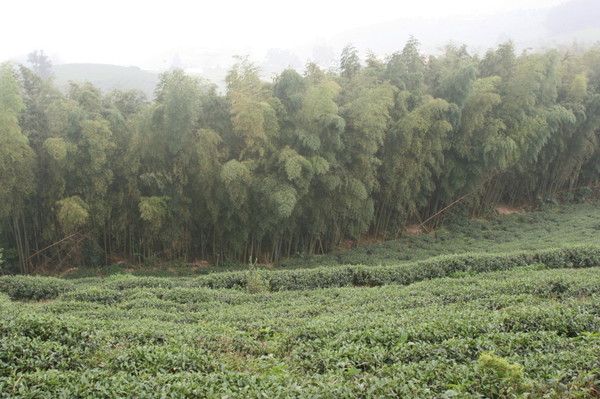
[{"left": 1, "top": 39, "right": 599, "bottom": 272}]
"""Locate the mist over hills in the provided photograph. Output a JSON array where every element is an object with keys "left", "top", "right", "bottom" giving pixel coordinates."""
[
  {"left": 52, "top": 64, "right": 159, "bottom": 98},
  {"left": 545, "top": 0, "right": 600, "bottom": 35},
  {"left": 37, "top": 0, "right": 599, "bottom": 97},
  {"left": 327, "top": 0, "right": 598, "bottom": 56}
]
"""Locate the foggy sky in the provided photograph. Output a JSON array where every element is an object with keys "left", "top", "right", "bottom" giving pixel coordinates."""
[{"left": 0, "top": 0, "right": 577, "bottom": 69}]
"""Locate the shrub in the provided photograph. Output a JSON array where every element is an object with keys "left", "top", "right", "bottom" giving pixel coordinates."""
[
  {"left": 246, "top": 266, "right": 271, "bottom": 294},
  {"left": 102, "top": 275, "right": 176, "bottom": 290},
  {"left": 160, "top": 288, "right": 247, "bottom": 305},
  {"left": 61, "top": 288, "right": 126, "bottom": 305},
  {"left": 0, "top": 276, "right": 75, "bottom": 301},
  {"left": 0, "top": 266, "right": 599, "bottom": 397},
  {"left": 188, "top": 245, "right": 600, "bottom": 292},
  {"left": 476, "top": 352, "right": 530, "bottom": 396}
]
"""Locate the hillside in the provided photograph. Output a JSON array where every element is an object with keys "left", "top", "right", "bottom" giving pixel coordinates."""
[
  {"left": 4, "top": 41, "right": 599, "bottom": 273},
  {"left": 280, "top": 202, "right": 600, "bottom": 268},
  {"left": 1, "top": 204, "right": 599, "bottom": 397},
  {"left": 60, "top": 202, "right": 600, "bottom": 278},
  {"left": 1, "top": 253, "right": 599, "bottom": 397},
  {"left": 52, "top": 63, "right": 159, "bottom": 98}
]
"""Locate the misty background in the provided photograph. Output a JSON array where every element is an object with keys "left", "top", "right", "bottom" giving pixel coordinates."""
[{"left": 3, "top": 0, "right": 599, "bottom": 96}]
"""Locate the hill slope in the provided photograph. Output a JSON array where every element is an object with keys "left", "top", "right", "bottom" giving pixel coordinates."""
[
  {"left": 2, "top": 202, "right": 600, "bottom": 396},
  {"left": 1, "top": 262, "right": 599, "bottom": 397},
  {"left": 52, "top": 63, "right": 159, "bottom": 98}
]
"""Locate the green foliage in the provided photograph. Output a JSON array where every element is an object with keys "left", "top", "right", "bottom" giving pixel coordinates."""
[
  {"left": 1, "top": 40, "right": 600, "bottom": 268},
  {"left": 340, "top": 44, "right": 361, "bottom": 80},
  {"left": 56, "top": 196, "right": 89, "bottom": 234},
  {"left": 61, "top": 287, "right": 126, "bottom": 305},
  {"left": 138, "top": 196, "right": 168, "bottom": 233},
  {"left": 220, "top": 160, "right": 251, "bottom": 210},
  {"left": 478, "top": 353, "right": 525, "bottom": 384},
  {"left": 476, "top": 352, "right": 529, "bottom": 396},
  {"left": 0, "top": 275, "right": 74, "bottom": 301},
  {"left": 1, "top": 264, "right": 599, "bottom": 397},
  {"left": 102, "top": 274, "right": 176, "bottom": 290},
  {"left": 226, "top": 56, "right": 277, "bottom": 160},
  {"left": 245, "top": 259, "right": 271, "bottom": 294},
  {"left": 190, "top": 245, "right": 600, "bottom": 291},
  {"left": 42, "top": 137, "right": 68, "bottom": 161},
  {"left": 270, "top": 184, "right": 297, "bottom": 219},
  {"left": 0, "top": 193, "right": 598, "bottom": 397},
  {"left": 0, "top": 63, "right": 36, "bottom": 223}
]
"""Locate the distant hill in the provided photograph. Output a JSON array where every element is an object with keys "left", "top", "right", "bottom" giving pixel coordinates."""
[
  {"left": 52, "top": 64, "right": 159, "bottom": 99},
  {"left": 545, "top": 0, "right": 600, "bottom": 35},
  {"left": 41, "top": 0, "right": 600, "bottom": 95},
  {"left": 327, "top": 0, "right": 600, "bottom": 56}
]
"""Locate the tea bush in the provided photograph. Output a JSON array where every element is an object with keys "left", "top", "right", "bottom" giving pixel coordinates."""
[
  {"left": 61, "top": 288, "right": 126, "bottom": 305},
  {"left": 1, "top": 266, "right": 599, "bottom": 398},
  {"left": 102, "top": 274, "right": 176, "bottom": 290},
  {"left": 0, "top": 276, "right": 75, "bottom": 301},
  {"left": 2, "top": 204, "right": 599, "bottom": 397},
  {"left": 188, "top": 245, "right": 600, "bottom": 291}
]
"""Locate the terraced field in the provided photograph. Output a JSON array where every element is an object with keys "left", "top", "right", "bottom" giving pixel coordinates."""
[{"left": 1, "top": 204, "right": 599, "bottom": 398}]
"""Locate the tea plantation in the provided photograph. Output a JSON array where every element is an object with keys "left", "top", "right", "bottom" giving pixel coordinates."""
[{"left": 1, "top": 204, "right": 599, "bottom": 398}]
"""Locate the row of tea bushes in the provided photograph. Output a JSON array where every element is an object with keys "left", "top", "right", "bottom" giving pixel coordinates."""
[
  {"left": 189, "top": 245, "right": 600, "bottom": 291},
  {"left": 1, "top": 245, "right": 598, "bottom": 301},
  {"left": 0, "top": 276, "right": 74, "bottom": 301},
  {"left": 1, "top": 267, "right": 599, "bottom": 397}
]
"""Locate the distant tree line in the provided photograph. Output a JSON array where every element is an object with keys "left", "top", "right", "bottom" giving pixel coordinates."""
[{"left": 1, "top": 39, "right": 599, "bottom": 272}]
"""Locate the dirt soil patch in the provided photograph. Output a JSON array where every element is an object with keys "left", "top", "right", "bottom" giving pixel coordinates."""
[
  {"left": 59, "top": 267, "right": 79, "bottom": 277},
  {"left": 403, "top": 224, "right": 426, "bottom": 235},
  {"left": 494, "top": 205, "right": 525, "bottom": 215}
]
